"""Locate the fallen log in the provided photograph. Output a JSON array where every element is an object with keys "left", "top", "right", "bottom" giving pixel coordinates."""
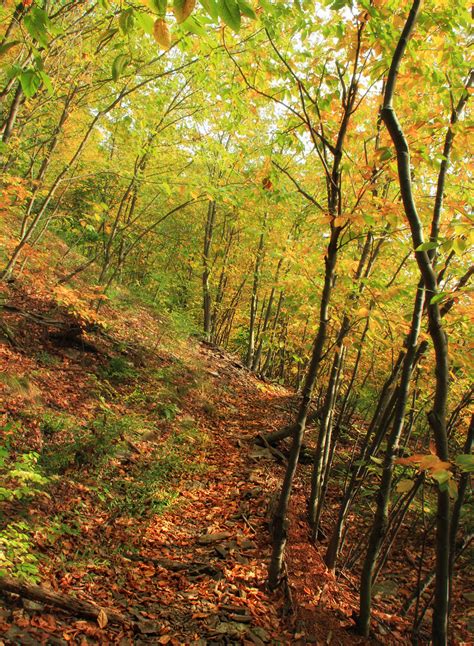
[
  {"left": 256, "top": 409, "right": 322, "bottom": 446},
  {"left": 0, "top": 575, "right": 129, "bottom": 627}
]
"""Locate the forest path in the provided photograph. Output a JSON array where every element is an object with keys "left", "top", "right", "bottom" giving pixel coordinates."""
[
  {"left": 125, "top": 340, "right": 297, "bottom": 644},
  {"left": 113, "top": 339, "right": 369, "bottom": 645}
]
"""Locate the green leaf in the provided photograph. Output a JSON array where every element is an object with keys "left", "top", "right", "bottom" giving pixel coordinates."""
[
  {"left": 136, "top": 11, "right": 155, "bottom": 34},
  {"left": 39, "top": 71, "right": 53, "bottom": 95},
  {"left": 237, "top": 0, "right": 256, "bottom": 19},
  {"left": 0, "top": 41, "right": 21, "bottom": 58},
  {"left": 430, "top": 292, "right": 445, "bottom": 305},
  {"left": 201, "top": 0, "right": 219, "bottom": 20},
  {"left": 180, "top": 16, "right": 207, "bottom": 37},
  {"left": 396, "top": 479, "right": 414, "bottom": 493},
  {"left": 19, "top": 70, "right": 41, "bottom": 98},
  {"left": 174, "top": 0, "right": 186, "bottom": 22},
  {"left": 111, "top": 54, "right": 130, "bottom": 81},
  {"left": 218, "top": 0, "right": 241, "bottom": 30},
  {"left": 379, "top": 147, "right": 393, "bottom": 161},
  {"left": 448, "top": 479, "right": 458, "bottom": 500},
  {"left": 432, "top": 469, "right": 450, "bottom": 485},
  {"left": 24, "top": 7, "right": 51, "bottom": 48},
  {"left": 452, "top": 237, "right": 467, "bottom": 255},
  {"left": 455, "top": 454, "right": 474, "bottom": 473},
  {"left": 119, "top": 8, "right": 135, "bottom": 34},
  {"left": 415, "top": 240, "right": 438, "bottom": 252},
  {"left": 369, "top": 456, "right": 383, "bottom": 465},
  {"left": 330, "top": 0, "right": 351, "bottom": 9},
  {"left": 149, "top": 0, "right": 168, "bottom": 16},
  {"left": 6, "top": 64, "right": 22, "bottom": 82}
]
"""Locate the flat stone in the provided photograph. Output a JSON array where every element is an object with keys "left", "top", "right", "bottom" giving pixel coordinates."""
[
  {"left": 214, "top": 545, "right": 228, "bottom": 559},
  {"left": 229, "top": 613, "right": 251, "bottom": 623},
  {"left": 197, "top": 532, "right": 232, "bottom": 544},
  {"left": 22, "top": 600, "right": 45, "bottom": 612}
]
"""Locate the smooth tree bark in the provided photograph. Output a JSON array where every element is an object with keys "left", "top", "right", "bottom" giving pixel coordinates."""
[
  {"left": 358, "top": 281, "right": 425, "bottom": 636},
  {"left": 251, "top": 257, "right": 283, "bottom": 371},
  {"left": 246, "top": 216, "right": 266, "bottom": 368},
  {"left": 202, "top": 200, "right": 216, "bottom": 340},
  {"left": 324, "top": 349, "right": 405, "bottom": 569},
  {"left": 380, "top": 2, "right": 453, "bottom": 641},
  {"left": 267, "top": 17, "right": 368, "bottom": 587},
  {"left": 268, "top": 224, "right": 341, "bottom": 588}
]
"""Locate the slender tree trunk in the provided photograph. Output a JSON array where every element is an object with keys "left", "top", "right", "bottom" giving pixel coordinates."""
[
  {"left": 325, "top": 351, "right": 405, "bottom": 569},
  {"left": 380, "top": 2, "right": 452, "bottom": 641},
  {"left": 1, "top": 82, "right": 23, "bottom": 144},
  {"left": 359, "top": 284, "right": 424, "bottom": 636},
  {"left": 268, "top": 225, "right": 340, "bottom": 588},
  {"left": 246, "top": 219, "right": 266, "bottom": 368},
  {"left": 309, "top": 343, "right": 345, "bottom": 538},
  {"left": 202, "top": 200, "right": 216, "bottom": 340}
]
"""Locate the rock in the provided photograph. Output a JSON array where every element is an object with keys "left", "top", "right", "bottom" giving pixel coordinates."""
[
  {"left": 213, "top": 621, "right": 248, "bottom": 637},
  {"left": 22, "top": 599, "right": 45, "bottom": 612},
  {"left": 220, "top": 604, "right": 247, "bottom": 615},
  {"left": 198, "top": 532, "right": 232, "bottom": 544},
  {"left": 247, "top": 632, "right": 266, "bottom": 646},
  {"left": 249, "top": 447, "right": 273, "bottom": 460},
  {"left": 251, "top": 626, "right": 270, "bottom": 642},
  {"left": 214, "top": 545, "right": 228, "bottom": 559},
  {"left": 136, "top": 620, "right": 162, "bottom": 635},
  {"left": 229, "top": 613, "right": 251, "bottom": 623},
  {"left": 241, "top": 539, "right": 257, "bottom": 550}
]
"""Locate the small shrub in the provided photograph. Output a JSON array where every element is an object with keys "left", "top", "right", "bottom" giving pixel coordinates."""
[
  {"left": 40, "top": 410, "right": 75, "bottom": 438},
  {"left": 40, "top": 413, "right": 127, "bottom": 474},
  {"left": 0, "top": 522, "right": 40, "bottom": 582},
  {"left": 99, "top": 356, "right": 137, "bottom": 383},
  {"left": 36, "top": 351, "right": 60, "bottom": 367},
  {"left": 156, "top": 402, "right": 179, "bottom": 421},
  {"left": 0, "top": 423, "right": 49, "bottom": 502}
]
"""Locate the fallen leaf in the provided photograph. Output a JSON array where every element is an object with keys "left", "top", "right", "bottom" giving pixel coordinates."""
[{"left": 96, "top": 608, "right": 108, "bottom": 629}]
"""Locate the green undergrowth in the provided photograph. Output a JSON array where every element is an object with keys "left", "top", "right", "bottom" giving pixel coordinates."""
[
  {"left": 0, "top": 422, "right": 50, "bottom": 582},
  {"left": 97, "top": 418, "right": 209, "bottom": 518},
  {"left": 1, "top": 314, "right": 214, "bottom": 583}
]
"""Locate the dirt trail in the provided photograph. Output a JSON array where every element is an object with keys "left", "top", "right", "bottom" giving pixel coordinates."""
[{"left": 111, "top": 341, "right": 368, "bottom": 645}]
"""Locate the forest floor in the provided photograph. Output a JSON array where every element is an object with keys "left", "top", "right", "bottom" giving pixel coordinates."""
[
  {"left": 0, "top": 253, "right": 439, "bottom": 645},
  {"left": 0, "top": 271, "right": 383, "bottom": 646}
]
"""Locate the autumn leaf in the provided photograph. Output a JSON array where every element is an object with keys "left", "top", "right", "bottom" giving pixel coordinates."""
[
  {"left": 173, "top": 0, "right": 196, "bottom": 23},
  {"left": 96, "top": 609, "right": 108, "bottom": 629},
  {"left": 154, "top": 18, "right": 171, "bottom": 48}
]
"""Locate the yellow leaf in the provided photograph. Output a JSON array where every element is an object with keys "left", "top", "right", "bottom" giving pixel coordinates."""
[
  {"left": 396, "top": 479, "right": 414, "bottom": 493},
  {"left": 97, "top": 609, "right": 108, "bottom": 629},
  {"left": 333, "top": 216, "right": 347, "bottom": 228}
]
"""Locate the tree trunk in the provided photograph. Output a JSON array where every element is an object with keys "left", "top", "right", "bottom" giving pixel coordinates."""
[
  {"left": 358, "top": 282, "right": 425, "bottom": 636},
  {"left": 246, "top": 219, "right": 266, "bottom": 368},
  {"left": 202, "top": 200, "right": 216, "bottom": 340},
  {"left": 268, "top": 225, "right": 340, "bottom": 588},
  {"left": 380, "top": 2, "right": 452, "bottom": 640}
]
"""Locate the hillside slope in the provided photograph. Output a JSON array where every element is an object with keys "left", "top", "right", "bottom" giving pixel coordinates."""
[{"left": 0, "top": 272, "right": 380, "bottom": 645}]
